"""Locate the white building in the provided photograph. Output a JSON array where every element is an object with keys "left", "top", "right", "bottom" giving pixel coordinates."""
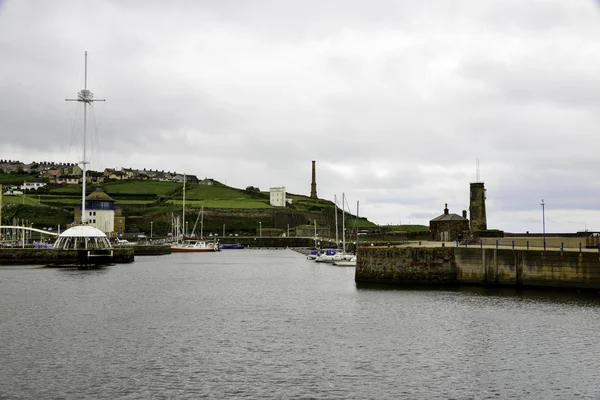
[
  {"left": 20, "top": 182, "right": 46, "bottom": 191},
  {"left": 80, "top": 187, "right": 116, "bottom": 234},
  {"left": 270, "top": 186, "right": 287, "bottom": 207}
]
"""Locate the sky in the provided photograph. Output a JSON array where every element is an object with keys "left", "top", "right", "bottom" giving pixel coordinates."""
[{"left": 1, "top": 0, "right": 600, "bottom": 233}]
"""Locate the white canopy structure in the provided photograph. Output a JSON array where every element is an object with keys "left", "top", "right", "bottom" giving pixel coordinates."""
[{"left": 54, "top": 225, "right": 112, "bottom": 250}]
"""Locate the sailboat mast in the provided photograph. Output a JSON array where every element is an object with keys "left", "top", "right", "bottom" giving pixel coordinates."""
[
  {"left": 342, "top": 193, "right": 346, "bottom": 252},
  {"left": 182, "top": 174, "right": 186, "bottom": 237},
  {"left": 356, "top": 200, "right": 359, "bottom": 253},
  {"left": 334, "top": 195, "right": 339, "bottom": 247}
]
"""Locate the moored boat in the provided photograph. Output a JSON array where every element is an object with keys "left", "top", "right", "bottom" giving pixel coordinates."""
[
  {"left": 220, "top": 243, "right": 244, "bottom": 250},
  {"left": 333, "top": 256, "right": 356, "bottom": 267},
  {"left": 171, "top": 238, "right": 220, "bottom": 253}
]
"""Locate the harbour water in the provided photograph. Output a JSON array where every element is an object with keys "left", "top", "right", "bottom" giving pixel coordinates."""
[{"left": 1, "top": 249, "right": 599, "bottom": 399}]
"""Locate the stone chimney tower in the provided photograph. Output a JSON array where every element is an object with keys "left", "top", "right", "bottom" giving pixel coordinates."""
[
  {"left": 469, "top": 182, "right": 487, "bottom": 231},
  {"left": 310, "top": 160, "right": 317, "bottom": 199}
]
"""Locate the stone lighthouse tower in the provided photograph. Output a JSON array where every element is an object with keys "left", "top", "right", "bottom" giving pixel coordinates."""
[
  {"left": 310, "top": 160, "right": 317, "bottom": 199},
  {"left": 469, "top": 182, "right": 487, "bottom": 232}
]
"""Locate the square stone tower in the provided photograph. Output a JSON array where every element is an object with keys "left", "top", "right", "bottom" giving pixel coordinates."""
[{"left": 469, "top": 182, "right": 487, "bottom": 231}]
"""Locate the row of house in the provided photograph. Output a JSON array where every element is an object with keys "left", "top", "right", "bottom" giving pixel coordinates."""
[{"left": 0, "top": 160, "right": 215, "bottom": 186}]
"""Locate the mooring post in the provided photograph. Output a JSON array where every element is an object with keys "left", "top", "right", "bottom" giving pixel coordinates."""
[
  {"left": 480, "top": 240, "right": 483, "bottom": 248},
  {"left": 561, "top": 242, "right": 564, "bottom": 252},
  {"left": 579, "top": 243, "right": 582, "bottom": 253},
  {"left": 527, "top": 240, "right": 529, "bottom": 250},
  {"left": 496, "top": 240, "right": 498, "bottom": 249},
  {"left": 512, "top": 240, "right": 514, "bottom": 250}
]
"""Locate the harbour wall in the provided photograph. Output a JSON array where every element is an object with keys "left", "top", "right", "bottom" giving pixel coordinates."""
[
  {"left": 219, "top": 237, "right": 333, "bottom": 248},
  {"left": 0, "top": 248, "right": 134, "bottom": 266},
  {"left": 356, "top": 246, "right": 600, "bottom": 290}
]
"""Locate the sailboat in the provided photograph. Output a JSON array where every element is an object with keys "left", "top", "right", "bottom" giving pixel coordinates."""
[
  {"left": 53, "top": 51, "right": 113, "bottom": 266},
  {"left": 333, "top": 196, "right": 357, "bottom": 266},
  {"left": 171, "top": 176, "right": 219, "bottom": 253}
]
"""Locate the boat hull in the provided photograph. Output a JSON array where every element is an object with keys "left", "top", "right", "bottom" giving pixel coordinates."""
[{"left": 171, "top": 247, "right": 218, "bottom": 253}]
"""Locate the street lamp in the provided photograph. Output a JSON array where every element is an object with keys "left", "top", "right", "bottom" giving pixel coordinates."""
[
  {"left": 259, "top": 221, "right": 262, "bottom": 238},
  {"left": 541, "top": 199, "right": 546, "bottom": 250},
  {"left": 150, "top": 221, "right": 153, "bottom": 238}
]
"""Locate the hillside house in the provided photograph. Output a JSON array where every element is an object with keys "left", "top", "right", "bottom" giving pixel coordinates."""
[{"left": 20, "top": 182, "right": 46, "bottom": 191}]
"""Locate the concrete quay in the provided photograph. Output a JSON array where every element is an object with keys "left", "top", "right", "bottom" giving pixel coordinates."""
[
  {"left": 0, "top": 248, "right": 134, "bottom": 266},
  {"left": 356, "top": 244, "right": 600, "bottom": 291}
]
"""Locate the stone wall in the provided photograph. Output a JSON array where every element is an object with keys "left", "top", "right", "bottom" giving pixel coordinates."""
[
  {"left": 357, "top": 246, "right": 600, "bottom": 290},
  {"left": 355, "top": 246, "right": 457, "bottom": 285},
  {"left": 0, "top": 248, "right": 134, "bottom": 265},
  {"left": 219, "top": 237, "right": 332, "bottom": 248}
]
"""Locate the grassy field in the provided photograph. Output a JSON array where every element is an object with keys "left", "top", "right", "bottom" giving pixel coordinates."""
[
  {"left": 49, "top": 186, "right": 81, "bottom": 195},
  {"left": 168, "top": 199, "right": 272, "bottom": 209},
  {"left": 184, "top": 183, "right": 254, "bottom": 200},
  {"left": 1, "top": 195, "right": 44, "bottom": 206},
  {"left": 102, "top": 180, "right": 180, "bottom": 196},
  {"left": 382, "top": 224, "right": 430, "bottom": 232},
  {"left": 0, "top": 174, "right": 40, "bottom": 185},
  {"left": 114, "top": 200, "right": 156, "bottom": 205}
]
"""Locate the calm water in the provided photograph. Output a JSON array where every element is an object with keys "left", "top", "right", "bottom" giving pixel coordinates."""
[{"left": 1, "top": 249, "right": 599, "bottom": 399}]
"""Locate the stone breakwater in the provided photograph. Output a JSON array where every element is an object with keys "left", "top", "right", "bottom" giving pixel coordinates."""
[
  {"left": 0, "top": 248, "right": 134, "bottom": 266},
  {"left": 356, "top": 246, "right": 600, "bottom": 290}
]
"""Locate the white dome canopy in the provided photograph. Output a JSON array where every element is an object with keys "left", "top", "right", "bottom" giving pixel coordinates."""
[{"left": 58, "top": 225, "right": 108, "bottom": 238}]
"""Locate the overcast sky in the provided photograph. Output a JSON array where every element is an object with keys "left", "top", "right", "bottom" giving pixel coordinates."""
[{"left": 2, "top": 0, "right": 600, "bottom": 233}]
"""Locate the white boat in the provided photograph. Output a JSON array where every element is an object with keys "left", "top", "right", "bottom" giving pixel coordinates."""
[
  {"left": 333, "top": 256, "right": 356, "bottom": 267},
  {"left": 171, "top": 178, "right": 219, "bottom": 253},
  {"left": 171, "top": 238, "right": 219, "bottom": 253},
  {"left": 330, "top": 193, "right": 355, "bottom": 262},
  {"left": 315, "top": 248, "right": 343, "bottom": 263},
  {"left": 307, "top": 249, "right": 320, "bottom": 260}
]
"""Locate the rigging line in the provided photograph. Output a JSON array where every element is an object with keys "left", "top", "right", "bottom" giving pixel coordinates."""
[
  {"left": 89, "top": 104, "right": 103, "bottom": 170},
  {"left": 93, "top": 100, "right": 106, "bottom": 171},
  {"left": 68, "top": 102, "right": 81, "bottom": 163}
]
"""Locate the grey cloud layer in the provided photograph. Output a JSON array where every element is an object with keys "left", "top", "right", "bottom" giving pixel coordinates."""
[{"left": 1, "top": 0, "right": 600, "bottom": 231}]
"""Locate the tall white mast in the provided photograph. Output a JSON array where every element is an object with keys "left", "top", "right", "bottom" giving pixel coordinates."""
[
  {"left": 182, "top": 174, "right": 186, "bottom": 237},
  {"left": 342, "top": 193, "right": 346, "bottom": 253},
  {"left": 334, "top": 195, "right": 339, "bottom": 247},
  {"left": 66, "top": 51, "right": 105, "bottom": 224}
]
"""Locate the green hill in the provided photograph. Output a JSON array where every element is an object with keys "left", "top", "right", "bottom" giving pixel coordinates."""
[{"left": 0, "top": 175, "right": 378, "bottom": 236}]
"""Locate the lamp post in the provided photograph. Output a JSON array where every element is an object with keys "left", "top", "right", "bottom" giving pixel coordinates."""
[
  {"left": 150, "top": 221, "right": 153, "bottom": 238},
  {"left": 541, "top": 199, "right": 546, "bottom": 250},
  {"left": 259, "top": 221, "right": 262, "bottom": 238}
]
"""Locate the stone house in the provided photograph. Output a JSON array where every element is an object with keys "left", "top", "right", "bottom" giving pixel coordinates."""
[
  {"left": 61, "top": 164, "right": 82, "bottom": 176},
  {"left": 429, "top": 204, "right": 469, "bottom": 241}
]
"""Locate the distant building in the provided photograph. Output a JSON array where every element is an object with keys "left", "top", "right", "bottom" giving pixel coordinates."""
[
  {"left": 429, "top": 204, "right": 469, "bottom": 241},
  {"left": 61, "top": 164, "right": 82, "bottom": 176},
  {"left": 73, "top": 187, "right": 125, "bottom": 238},
  {"left": 270, "top": 187, "right": 287, "bottom": 207},
  {"left": 20, "top": 182, "right": 46, "bottom": 191}
]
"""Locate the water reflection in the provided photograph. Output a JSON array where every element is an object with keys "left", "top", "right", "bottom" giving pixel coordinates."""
[{"left": 356, "top": 282, "right": 600, "bottom": 306}]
